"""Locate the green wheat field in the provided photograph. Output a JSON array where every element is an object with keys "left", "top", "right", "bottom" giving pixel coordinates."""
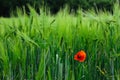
[{"left": 0, "top": 4, "right": 120, "bottom": 80}]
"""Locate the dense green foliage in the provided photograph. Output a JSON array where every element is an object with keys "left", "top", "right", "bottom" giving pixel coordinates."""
[
  {"left": 0, "top": 0, "right": 118, "bottom": 16},
  {"left": 0, "top": 3, "right": 120, "bottom": 80}
]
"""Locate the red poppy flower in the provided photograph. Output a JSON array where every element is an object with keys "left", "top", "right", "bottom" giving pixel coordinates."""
[{"left": 74, "top": 50, "right": 86, "bottom": 62}]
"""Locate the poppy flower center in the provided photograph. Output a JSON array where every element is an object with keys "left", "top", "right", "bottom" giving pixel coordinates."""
[{"left": 77, "top": 55, "right": 81, "bottom": 59}]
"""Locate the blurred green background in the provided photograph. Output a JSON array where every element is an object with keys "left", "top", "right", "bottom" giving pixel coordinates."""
[{"left": 0, "top": 0, "right": 118, "bottom": 17}]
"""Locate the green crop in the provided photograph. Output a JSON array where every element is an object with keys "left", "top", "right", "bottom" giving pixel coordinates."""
[{"left": 0, "top": 3, "right": 120, "bottom": 80}]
